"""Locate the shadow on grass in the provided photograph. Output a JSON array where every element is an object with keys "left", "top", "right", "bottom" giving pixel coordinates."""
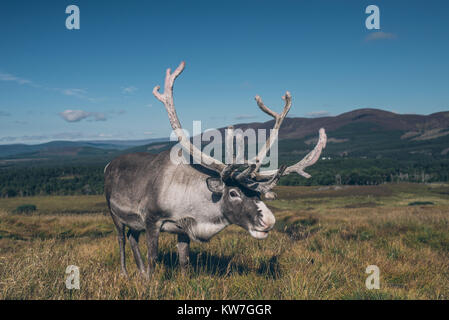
[
  {"left": 158, "top": 250, "right": 282, "bottom": 279},
  {"left": 275, "top": 216, "right": 320, "bottom": 241}
]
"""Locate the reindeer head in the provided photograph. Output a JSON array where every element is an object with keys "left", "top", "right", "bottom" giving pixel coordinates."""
[{"left": 205, "top": 172, "right": 275, "bottom": 239}]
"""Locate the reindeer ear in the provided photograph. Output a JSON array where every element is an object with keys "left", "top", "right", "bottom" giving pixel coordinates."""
[{"left": 206, "top": 177, "right": 224, "bottom": 194}]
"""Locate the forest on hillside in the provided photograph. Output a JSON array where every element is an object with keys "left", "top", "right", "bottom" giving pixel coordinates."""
[{"left": 1, "top": 157, "right": 448, "bottom": 198}]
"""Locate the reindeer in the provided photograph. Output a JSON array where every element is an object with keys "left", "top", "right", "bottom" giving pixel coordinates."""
[{"left": 104, "top": 61, "right": 327, "bottom": 276}]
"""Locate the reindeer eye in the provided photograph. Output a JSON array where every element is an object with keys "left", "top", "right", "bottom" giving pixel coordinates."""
[{"left": 229, "top": 190, "right": 239, "bottom": 198}]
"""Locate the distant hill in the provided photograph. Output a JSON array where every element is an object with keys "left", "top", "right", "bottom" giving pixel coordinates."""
[
  {"left": 214, "top": 108, "right": 449, "bottom": 161},
  {"left": 0, "top": 138, "right": 168, "bottom": 159},
  {"left": 0, "top": 109, "right": 448, "bottom": 167},
  {"left": 229, "top": 108, "right": 449, "bottom": 140},
  {"left": 110, "top": 108, "right": 449, "bottom": 166}
]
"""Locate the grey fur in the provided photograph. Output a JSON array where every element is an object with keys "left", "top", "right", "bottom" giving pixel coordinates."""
[{"left": 104, "top": 150, "right": 276, "bottom": 276}]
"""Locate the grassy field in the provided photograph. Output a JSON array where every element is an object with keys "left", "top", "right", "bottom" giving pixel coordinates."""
[{"left": 0, "top": 183, "right": 448, "bottom": 299}]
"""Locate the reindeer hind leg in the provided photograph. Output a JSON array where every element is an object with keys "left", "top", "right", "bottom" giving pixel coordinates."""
[
  {"left": 110, "top": 214, "right": 128, "bottom": 277},
  {"left": 127, "top": 229, "right": 146, "bottom": 275}
]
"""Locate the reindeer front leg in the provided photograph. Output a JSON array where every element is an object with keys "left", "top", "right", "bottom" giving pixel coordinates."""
[
  {"left": 177, "top": 233, "right": 190, "bottom": 270},
  {"left": 145, "top": 222, "right": 160, "bottom": 276}
]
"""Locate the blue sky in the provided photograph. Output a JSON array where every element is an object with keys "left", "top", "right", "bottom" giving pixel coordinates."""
[{"left": 1, "top": 0, "right": 448, "bottom": 144}]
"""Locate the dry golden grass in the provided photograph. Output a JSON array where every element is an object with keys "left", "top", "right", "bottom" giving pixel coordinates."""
[
  {"left": 0, "top": 184, "right": 448, "bottom": 299},
  {"left": 0, "top": 195, "right": 108, "bottom": 215}
]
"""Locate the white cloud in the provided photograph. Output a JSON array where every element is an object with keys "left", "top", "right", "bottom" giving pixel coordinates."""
[
  {"left": 61, "top": 88, "right": 87, "bottom": 98},
  {"left": 90, "top": 112, "right": 107, "bottom": 121},
  {"left": 55, "top": 88, "right": 102, "bottom": 102},
  {"left": 58, "top": 110, "right": 107, "bottom": 122},
  {"left": 365, "top": 31, "right": 397, "bottom": 41},
  {"left": 305, "top": 111, "right": 330, "bottom": 118},
  {"left": 234, "top": 114, "right": 257, "bottom": 120},
  {"left": 0, "top": 72, "right": 33, "bottom": 85},
  {"left": 122, "top": 86, "right": 138, "bottom": 94},
  {"left": 143, "top": 131, "right": 153, "bottom": 135},
  {"left": 59, "top": 110, "right": 90, "bottom": 122},
  {"left": 0, "top": 71, "right": 101, "bottom": 101}
]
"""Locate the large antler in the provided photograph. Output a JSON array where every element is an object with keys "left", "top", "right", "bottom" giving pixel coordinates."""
[
  {"left": 251, "top": 92, "right": 292, "bottom": 173},
  {"left": 153, "top": 61, "right": 226, "bottom": 174},
  {"left": 153, "top": 61, "right": 327, "bottom": 195},
  {"left": 256, "top": 127, "right": 327, "bottom": 179},
  {"left": 248, "top": 91, "right": 327, "bottom": 181}
]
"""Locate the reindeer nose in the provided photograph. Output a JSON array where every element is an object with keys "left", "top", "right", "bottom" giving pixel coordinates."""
[
  {"left": 261, "top": 212, "right": 276, "bottom": 230},
  {"left": 256, "top": 201, "right": 276, "bottom": 230}
]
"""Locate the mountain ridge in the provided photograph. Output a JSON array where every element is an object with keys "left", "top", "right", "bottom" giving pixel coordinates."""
[
  {"left": 0, "top": 108, "right": 448, "bottom": 162},
  {"left": 229, "top": 108, "right": 449, "bottom": 140},
  {"left": 0, "top": 138, "right": 169, "bottom": 158}
]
